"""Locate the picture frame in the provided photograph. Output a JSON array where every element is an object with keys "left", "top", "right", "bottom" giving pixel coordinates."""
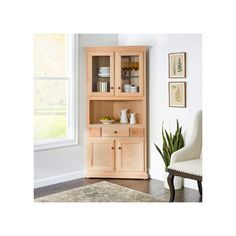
[
  {"left": 169, "top": 52, "right": 186, "bottom": 78},
  {"left": 169, "top": 82, "right": 186, "bottom": 108}
]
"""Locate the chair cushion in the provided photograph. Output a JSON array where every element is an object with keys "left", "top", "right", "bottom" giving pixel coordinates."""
[{"left": 168, "top": 159, "right": 202, "bottom": 176}]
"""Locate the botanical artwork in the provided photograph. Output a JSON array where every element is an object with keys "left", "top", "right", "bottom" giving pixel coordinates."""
[
  {"left": 169, "top": 82, "right": 186, "bottom": 107},
  {"left": 169, "top": 52, "right": 186, "bottom": 78}
]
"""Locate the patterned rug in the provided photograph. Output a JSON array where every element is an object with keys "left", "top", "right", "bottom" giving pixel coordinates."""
[{"left": 35, "top": 181, "right": 163, "bottom": 202}]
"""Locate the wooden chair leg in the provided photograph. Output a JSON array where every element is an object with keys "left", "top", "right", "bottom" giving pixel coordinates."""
[
  {"left": 167, "top": 171, "right": 175, "bottom": 202},
  {"left": 197, "top": 180, "right": 202, "bottom": 196}
]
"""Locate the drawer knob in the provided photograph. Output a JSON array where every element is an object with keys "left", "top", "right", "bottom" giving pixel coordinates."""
[
  {"left": 118, "top": 147, "right": 122, "bottom": 150},
  {"left": 111, "top": 147, "right": 114, "bottom": 150},
  {"left": 114, "top": 131, "right": 117, "bottom": 134},
  {"left": 118, "top": 87, "right": 121, "bottom": 89},
  {"left": 110, "top": 87, "right": 114, "bottom": 89}
]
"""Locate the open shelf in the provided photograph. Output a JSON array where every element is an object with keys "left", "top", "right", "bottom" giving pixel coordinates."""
[{"left": 89, "top": 100, "right": 145, "bottom": 125}]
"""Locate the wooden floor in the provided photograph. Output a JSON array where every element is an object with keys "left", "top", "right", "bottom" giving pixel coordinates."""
[{"left": 34, "top": 178, "right": 202, "bottom": 202}]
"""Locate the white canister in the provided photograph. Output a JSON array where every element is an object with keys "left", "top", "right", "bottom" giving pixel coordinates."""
[
  {"left": 130, "top": 85, "right": 138, "bottom": 93},
  {"left": 123, "top": 84, "right": 131, "bottom": 92}
]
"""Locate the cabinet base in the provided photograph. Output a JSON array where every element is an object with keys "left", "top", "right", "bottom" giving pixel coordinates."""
[{"left": 86, "top": 171, "right": 149, "bottom": 180}]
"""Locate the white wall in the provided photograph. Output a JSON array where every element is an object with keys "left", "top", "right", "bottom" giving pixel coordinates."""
[
  {"left": 119, "top": 34, "right": 202, "bottom": 189},
  {"left": 34, "top": 34, "right": 118, "bottom": 188}
]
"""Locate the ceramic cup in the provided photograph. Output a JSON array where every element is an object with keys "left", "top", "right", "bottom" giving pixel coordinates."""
[
  {"left": 123, "top": 84, "right": 131, "bottom": 92},
  {"left": 130, "top": 85, "right": 138, "bottom": 93}
]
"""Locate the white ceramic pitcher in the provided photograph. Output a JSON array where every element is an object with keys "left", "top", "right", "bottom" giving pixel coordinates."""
[
  {"left": 128, "top": 113, "right": 137, "bottom": 124},
  {"left": 118, "top": 109, "right": 129, "bottom": 124}
]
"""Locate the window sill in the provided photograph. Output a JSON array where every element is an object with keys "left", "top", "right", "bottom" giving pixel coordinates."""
[{"left": 34, "top": 138, "right": 78, "bottom": 151}]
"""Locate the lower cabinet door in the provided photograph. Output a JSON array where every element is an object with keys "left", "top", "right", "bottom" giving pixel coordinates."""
[
  {"left": 88, "top": 139, "right": 115, "bottom": 171},
  {"left": 116, "top": 139, "right": 144, "bottom": 172}
]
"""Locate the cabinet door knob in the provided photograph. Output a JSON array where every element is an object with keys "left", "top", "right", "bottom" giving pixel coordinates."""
[
  {"left": 118, "top": 147, "right": 122, "bottom": 150},
  {"left": 118, "top": 87, "right": 121, "bottom": 90},
  {"left": 114, "top": 131, "right": 117, "bottom": 134},
  {"left": 110, "top": 87, "right": 114, "bottom": 89},
  {"left": 111, "top": 147, "right": 114, "bottom": 150}
]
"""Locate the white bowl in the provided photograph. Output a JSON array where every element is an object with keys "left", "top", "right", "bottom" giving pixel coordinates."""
[
  {"left": 130, "top": 86, "right": 138, "bottom": 93},
  {"left": 99, "top": 67, "right": 110, "bottom": 74},
  {"left": 100, "top": 119, "right": 115, "bottom": 125},
  {"left": 123, "top": 84, "right": 131, "bottom": 92}
]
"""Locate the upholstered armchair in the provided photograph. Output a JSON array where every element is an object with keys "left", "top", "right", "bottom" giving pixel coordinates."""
[{"left": 167, "top": 110, "right": 202, "bottom": 202}]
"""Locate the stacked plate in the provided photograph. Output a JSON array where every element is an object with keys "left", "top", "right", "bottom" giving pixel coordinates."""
[{"left": 98, "top": 67, "right": 110, "bottom": 77}]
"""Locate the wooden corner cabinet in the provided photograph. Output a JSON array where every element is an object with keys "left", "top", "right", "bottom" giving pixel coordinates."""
[{"left": 86, "top": 46, "right": 148, "bottom": 179}]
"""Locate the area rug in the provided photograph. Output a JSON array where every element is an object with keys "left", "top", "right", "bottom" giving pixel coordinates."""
[{"left": 35, "top": 181, "right": 163, "bottom": 202}]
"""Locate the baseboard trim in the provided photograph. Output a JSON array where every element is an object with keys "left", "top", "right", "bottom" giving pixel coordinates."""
[
  {"left": 34, "top": 170, "right": 86, "bottom": 189},
  {"left": 148, "top": 168, "right": 163, "bottom": 181}
]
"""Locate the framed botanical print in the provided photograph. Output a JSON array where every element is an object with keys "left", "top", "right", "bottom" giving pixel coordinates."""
[
  {"left": 169, "top": 52, "right": 186, "bottom": 78},
  {"left": 169, "top": 82, "right": 186, "bottom": 108}
]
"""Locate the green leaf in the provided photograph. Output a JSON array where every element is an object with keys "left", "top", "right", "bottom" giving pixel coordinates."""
[
  {"left": 162, "top": 126, "right": 167, "bottom": 148},
  {"left": 170, "top": 132, "right": 173, "bottom": 147},
  {"left": 165, "top": 130, "right": 174, "bottom": 153},
  {"left": 173, "top": 132, "right": 179, "bottom": 150},
  {"left": 173, "top": 120, "right": 179, "bottom": 145},
  {"left": 154, "top": 143, "right": 163, "bottom": 158},
  {"left": 179, "top": 137, "right": 183, "bottom": 148},
  {"left": 173, "top": 130, "right": 177, "bottom": 146},
  {"left": 164, "top": 147, "right": 171, "bottom": 166},
  {"left": 176, "top": 119, "right": 179, "bottom": 132},
  {"left": 177, "top": 127, "right": 182, "bottom": 148},
  {"left": 154, "top": 143, "right": 168, "bottom": 168}
]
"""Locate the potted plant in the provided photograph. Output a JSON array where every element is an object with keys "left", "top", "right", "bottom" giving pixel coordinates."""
[{"left": 154, "top": 120, "right": 184, "bottom": 189}]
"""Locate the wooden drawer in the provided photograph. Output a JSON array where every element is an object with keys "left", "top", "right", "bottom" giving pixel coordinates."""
[
  {"left": 102, "top": 126, "right": 129, "bottom": 138},
  {"left": 89, "top": 127, "right": 101, "bottom": 137},
  {"left": 130, "top": 128, "right": 144, "bottom": 138}
]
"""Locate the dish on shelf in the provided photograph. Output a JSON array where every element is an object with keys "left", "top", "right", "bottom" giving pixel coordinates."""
[
  {"left": 98, "top": 73, "right": 110, "bottom": 77},
  {"left": 99, "top": 67, "right": 110, "bottom": 74},
  {"left": 99, "top": 119, "right": 115, "bottom": 124}
]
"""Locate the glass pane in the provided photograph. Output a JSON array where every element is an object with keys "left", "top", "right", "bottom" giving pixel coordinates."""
[
  {"left": 121, "top": 55, "right": 139, "bottom": 93},
  {"left": 34, "top": 79, "right": 68, "bottom": 141},
  {"left": 34, "top": 34, "right": 68, "bottom": 77},
  {"left": 92, "top": 56, "right": 110, "bottom": 92}
]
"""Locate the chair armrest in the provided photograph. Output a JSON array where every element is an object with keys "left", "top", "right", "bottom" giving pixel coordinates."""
[{"left": 170, "top": 143, "right": 201, "bottom": 165}]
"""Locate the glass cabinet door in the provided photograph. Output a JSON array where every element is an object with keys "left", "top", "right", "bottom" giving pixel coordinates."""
[
  {"left": 115, "top": 52, "right": 144, "bottom": 96},
  {"left": 88, "top": 52, "right": 114, "bottom": 96}
]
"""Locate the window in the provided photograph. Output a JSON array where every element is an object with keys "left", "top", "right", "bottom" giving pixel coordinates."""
[{"left": 34, "top": 34, "right": 78, "bottom": 150}]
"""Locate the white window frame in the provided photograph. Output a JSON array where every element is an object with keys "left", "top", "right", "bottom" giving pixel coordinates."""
[{"left": 34, "top": 34, "right": 79, "bottom": 151}]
